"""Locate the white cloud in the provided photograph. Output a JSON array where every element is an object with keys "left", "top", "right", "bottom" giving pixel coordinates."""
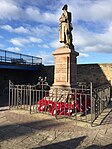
[
  {"left": 79, "top": 53, "right": 89, "bottom": 58},
  {"left": 74, "top": 28, "right": 96, "bottom": 50},
  {"left": 38, "top": 51, "right": 54, "bottom": 65},
  {"left": 96, "top": 24, "right": 112, "bottom": 46},
  {"left": 0, "top": 35, "right": 3, "bottom": 39},
  {"left": 5, "top": 47, "right": 21, "bottom": 52},
  {"left": 83, "top": 45, "right": 112, "bottom": 53},
  {"left": 28, "top": 37, "right": 42, "bottom": 43},
  {"left": 0, "top": 0, "right": 60, "bottom": 24},
  {"left": 50, "top": 40, "right": 64, "bottom": 49},
  {"left": 26, "top": 7, "right": 41, "bottom": 22},
  {"left": 0, "top": 0, "right": 112, "bottom": 24},
  {"left": 15, "top": 26, "right": 30, "bottom": 34},
  {"left": 10, "top": 38, "right": 29, "bottom": 46},
  {"left": 42, "top": 44, "right": 50, "bottom": 49},
  {"left": 10, "top": 36, "right": 43, "bottom": 46},
  {"left": 70, "top": 0, "right": 112, "bottom": 22},
  {"left": 1, "top": 25, "right": 13, "bottom": 32},
  {"left": 109, "top": 24, "right": 112, "bottom": 32},
  {"left": 25, "top": 7, "right": 59, "bottom": 24},
  {"left": 0, "top": 43, "right": 4, "bottom": 48},
  {"left": 38, "top": 44, "right": 50, "bottom": 49},
  {"left": 74, "top": 23, "right": 112, "bottom": 54},
  {"left": 0, "top": 0, "right": 23, "bottom": 20},
  {"left": 1, "top": 25, "right": 30, "bottom": 34},
  {"left": 31, "top": 25, "right": 58, "bottom": 38},
  {"left": 0, "top": 0, "right": 112, "bottom": 64},
  {"left": 1, "top": 24, "right": 58, "bottom": 41}
]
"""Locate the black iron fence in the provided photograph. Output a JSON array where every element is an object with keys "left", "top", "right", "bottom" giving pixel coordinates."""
[
  {"left": 9, "top": 80, "right": 111, "bottom": 125},
  {"left": 0, "top": 49, "right": 42, "bottom": 65}
]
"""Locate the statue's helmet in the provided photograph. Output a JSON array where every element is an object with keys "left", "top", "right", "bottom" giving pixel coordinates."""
[{"left": 62, "top": 4, "right": 68, "bottom": 10}]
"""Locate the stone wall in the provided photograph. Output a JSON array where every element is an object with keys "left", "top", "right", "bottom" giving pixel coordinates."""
[
  {"left": 0, "top": 63, "right": 112, "bottom": 106},
  {"left": 77, "top": 63, "right": 112, "bottom": 87},
  {"left": 40, "top": 63, "right": 112, "bottom": 88}
]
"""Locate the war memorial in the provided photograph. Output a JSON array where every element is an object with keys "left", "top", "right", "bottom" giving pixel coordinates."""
[
  {"left": 6, "top": 4, "right": 111, "bottom": 124},
  {"left": 0, "top": 4, "right": 112, "bottom": 149},
  {"left": 52, "top": 4, "right": 79, "bottom": 89}
]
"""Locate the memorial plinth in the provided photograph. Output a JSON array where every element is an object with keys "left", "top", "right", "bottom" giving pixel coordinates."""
[{"left": 52, "top": 46, "right": 79, "bottom": 89}]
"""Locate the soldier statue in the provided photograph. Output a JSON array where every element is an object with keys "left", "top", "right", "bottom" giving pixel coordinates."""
[{"left": 59, "top": 4, "right": 73, "bottom": 47}]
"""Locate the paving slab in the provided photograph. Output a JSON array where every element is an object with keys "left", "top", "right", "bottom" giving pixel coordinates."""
[{"left": 0, "top": 108, "right": 112, "bottom": 149}]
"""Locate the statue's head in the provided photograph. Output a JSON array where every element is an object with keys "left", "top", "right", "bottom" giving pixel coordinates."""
[{"left": 62, "top": 4, "right": 68, "bottom": 11}]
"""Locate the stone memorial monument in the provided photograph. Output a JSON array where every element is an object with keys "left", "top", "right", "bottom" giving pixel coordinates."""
[{"left": 52, "top": 4, "right": 79, "bottom": 89}]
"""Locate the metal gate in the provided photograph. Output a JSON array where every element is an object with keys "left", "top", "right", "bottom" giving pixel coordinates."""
[
  {"left": 9, "top": 80, "right": 111, "bottom": 125},
  {"left": 9, "top": 78, "right": 50, "bottom": 113}
]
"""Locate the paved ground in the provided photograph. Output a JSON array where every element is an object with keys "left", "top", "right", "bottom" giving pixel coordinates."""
[{"left": 0, "top": 107, "right": 112, "bottom": 149}]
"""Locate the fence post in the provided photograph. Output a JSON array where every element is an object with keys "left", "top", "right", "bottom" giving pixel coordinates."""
[
  {"left": 9, "top": 80, "right": 11, "bottom": 109},
  {"left": 32, "top": 56, "right": 33, "bottom": 65},
  {"left": 5, "top": 50, "right": 6, "bottom": 62},
  {"left": 100, "top": 90, "right": 102, "bottom": 114},
  {"left": 29, "top": 86, "right": 32, "bottom": 114},
  {"left": 55, "top": 88, "right": 58, "bottom": 119},
  {"left": 90, "top": 82, "right": 93, "bottom": 125},
  {"left": 16, "top": 86, "right": 18, "bottom": 109},
  {"left": 109, "top": 81, "right": 111, "bottom": 102}
]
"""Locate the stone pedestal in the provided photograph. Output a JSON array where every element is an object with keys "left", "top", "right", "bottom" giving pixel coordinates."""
[{"left": 52, "top": 46, "right": 79, "bottom": 89}]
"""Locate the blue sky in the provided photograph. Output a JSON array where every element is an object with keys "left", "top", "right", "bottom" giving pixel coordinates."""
[{"left": 0, "top": 0, "right": 112, "bottom": 65}]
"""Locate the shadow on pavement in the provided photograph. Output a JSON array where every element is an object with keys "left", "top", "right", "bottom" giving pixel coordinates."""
[
  {"left": 100, "top": 102, "right": 112, "bottom": 125},
  {"left": 33, "top": 136, "right": 86, "bottom": 149},
  {"left": 0, "top": 112, "right": 68, "bottom": 141},
  {"left": 85, "top": 144, "right": 112, "bottom": 149},
  {"left": 32, "top": 137, "right": 112, "bottom": 149},
  {"left": 0, "top": 109, "right": 112, "bottom": 149}
]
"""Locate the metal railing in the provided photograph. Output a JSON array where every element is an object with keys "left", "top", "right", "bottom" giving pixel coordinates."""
[
  {"left": 9, "top": 81, "right": 111, "bottom": 126},
  {"left": 91, "top": 84, "right": 111, "bottom": 123},
  {"left": 0, "top": 49, "right": 42, "bottom": 65}
]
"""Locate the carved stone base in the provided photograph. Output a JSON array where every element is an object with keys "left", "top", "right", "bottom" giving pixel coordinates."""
[{"left": 52, "top": 46, "right": 79, "bottom": 90}]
